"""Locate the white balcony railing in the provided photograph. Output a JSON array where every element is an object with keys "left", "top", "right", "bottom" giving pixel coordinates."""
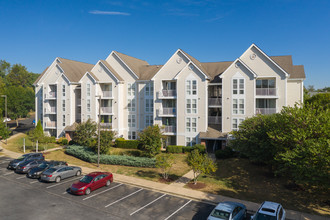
[
  {"left": 100, "top": 123, "right": 112, "bottom": 128},
  {"left": 163, "top": 125, "right": 176, "bottom": 133},
  {"left": 102, "top": 91, "right": 112, "bottom": 98},
  {"left": 208, "top": 116, "right": 221, "bottom": 124},
  {"left": 101, "top": 107, "right": 112, "bottom": 114},
  {"left": 45, "top": 91, "right": 56, "bottom": 99},
  {"left": 158, "top": 108, "right": 176, "bottom": 116},
  {"left": 208, "top": 98, "right": 222, "bottom": 106},
  {"left": 46, "top": 121, "right": 56, "bottom": 127},
  {"left": 256, "top": 88, "right": 277, "bottom": 96},
  {"left": 159, "top": 89, "right": 176, "bottom": 98},
  {"left": 256, "top": 108, "right": 277, "bottom": 115},
  {"left": 45, "top": 107, "right": 56, "bottom": 114}
]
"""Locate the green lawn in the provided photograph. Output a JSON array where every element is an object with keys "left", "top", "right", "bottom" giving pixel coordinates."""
[
  {"left": 3, "top": 133, "right": 60, "bottom": 153},
  {"left": 45, "top": 149, "right": 190, "bottom": 183},
  {"left": 192, "top": 158, "right": 330, "bottom": 216}
]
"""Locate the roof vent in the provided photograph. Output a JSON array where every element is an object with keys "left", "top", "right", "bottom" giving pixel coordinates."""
[
  {"left": 176, "top": 57, "right": 182, "bottom": 64},
  {"left": 250, "top": 53, "right": 257, "bottom": 60}
]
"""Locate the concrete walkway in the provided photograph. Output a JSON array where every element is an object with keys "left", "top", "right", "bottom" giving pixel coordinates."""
[{"left": 0, "top": 133, "right": 328, "bottom": 220}]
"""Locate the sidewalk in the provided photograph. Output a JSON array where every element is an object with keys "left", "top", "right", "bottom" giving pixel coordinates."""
[{"left": 0, "top": 134, "right": 328, "bottom": 220}]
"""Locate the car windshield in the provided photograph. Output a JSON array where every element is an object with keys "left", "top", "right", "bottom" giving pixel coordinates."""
[
  {"left": 210, "top": 209, "right": 230, "bottom": 220},
  {"left": 38, "top": 163, "right": 49, "bottom": 169},
  {"left": 45, "top": 168, "right": 57, "bottom": 173},
  {"left": 254, "top": 213, "right": 277, "bottom": 220},
  {"left": 79, "top": 175, "right": 94, "bottom": 183}
]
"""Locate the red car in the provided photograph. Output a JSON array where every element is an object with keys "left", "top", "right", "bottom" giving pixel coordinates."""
[{"left": 70, "top": 172, "right": 113, "bottom": 195}]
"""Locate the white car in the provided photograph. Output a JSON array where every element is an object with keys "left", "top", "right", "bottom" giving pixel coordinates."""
[
  {"left": 3, "top": 118, "right": 11, "bottom": 122},
  {"left": 251, "top": 201, "right": 285, "bottom": 220}
]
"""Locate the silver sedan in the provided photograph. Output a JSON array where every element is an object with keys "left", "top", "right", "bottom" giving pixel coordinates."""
[{"left": 40, "top": 166, "right": 82, "bottom": 183}]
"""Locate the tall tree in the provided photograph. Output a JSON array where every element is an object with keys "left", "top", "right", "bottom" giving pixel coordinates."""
[
  {"left": 5, "top": 64, "right": 30, "bottom": 87},
  {"left": 73, "top": 119, "right": 97, "bottom": 147},
  {"left": 139, "top": 125, "right": 163, "bottom": 157},
  {"left": 0, "top": 118, "right": 11, "bottom": 141},
  {"left": 0, "top": 60, "right": 10, "bottom": 79}
]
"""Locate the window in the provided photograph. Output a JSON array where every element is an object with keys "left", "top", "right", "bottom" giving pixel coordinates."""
[
  {"left": 62, "top": 100, "right": 65, "bottom": 112},
  {"left": 62, "top": 115, "right": 65, "bottom": 126},
  {"left": 128, "top": 83, "right": 136, "bottom": 96},
  {"left": 186, "top": 136, "right": 197, "bottom": 147},
  {"left": 145, "top": 99, "right": 153, "bottom": 113},
  {"left": 87, "top": 115, "right": 91, "bottom": 120},
  {"left": 233, "top": 99, "right": 244, "bottom": 115},
  {"left": 186, "top": 99, "right": 197, "bottom": 114},
  {"left": 145, "top": 115, "right": 153, "bottom": 127},
  {"left": 186, "top": 117, "right": 197, "bottom": 132},
  {"left": 145, "top": 82, "right": 153, "bottom": 96},
  {"left": 233, "top": 78, "right": 244, "bottom": 95},
  {"left": 256, "top": 79, "right": 276, "bottom": 96},
  {"left": 232, "top": 118, "right": 244, "bottom": 131},
  {"left": 128, "top": 98, "right": 136, "bottom": 112},
  {"left": 128, "top": 131, "right": 136, "bottom": 140},
  {"left": 87, "top": 99, "right": 91, "bottom": 112},
  {"left": 62, "top": 85, "right": 65, "bottom": 97},
  {"left": 186, "top": 80, "right": 197, "bottom": 95},
  {"left": 128, "top": 115, "right": 136, "bottom": 128},
  {"left": 87, "top": 84, "right": 91, "bottom": 97}
]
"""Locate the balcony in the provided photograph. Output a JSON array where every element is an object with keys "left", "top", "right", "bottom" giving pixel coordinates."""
[
  {"left": 45, "top": 121, "right": 56, "bottom": 128},
  {"left": 44, "top": 107, "right": 56, "bottom": 114},
  {"left": 76, "top": 99, "right": 81, "bottom": 106},
  {"left": 256, "top": 108, "right": 277, "bottom": 115},
  {"left": 163, "top": 125, "right": 176, "bottom": 134},
  {"left": 45, "top": 92, "right": 56, "bottom": 99},
  {"left": 157, "top": 108, "right": 176, "bottom": 117},
  {"left": 102, "top": 91, "right": 113, "bottom": 98},
  {"left": 100, "top": 123, "right": 112, "bottom": 128},
  {"left": 256, "top": 88, "right": 277, "bottom": 96},
  {"left": 158, "top": 90, "right": 176, "bottom": 99},
  {"left": 208, "top": 98, "right": 222, "bottom": 107},
  {"left": 208, "top": 116, "right": 221, "bottom": 124},
  {"left": 100, "top": 107, "right": 112, "bottom": 114}
]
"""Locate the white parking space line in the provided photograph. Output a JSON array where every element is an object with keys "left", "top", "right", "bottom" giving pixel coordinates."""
[
  {"left": 16, "top": 176, "right": 26, "bottom": 179},
  {"left": 62, "top": 191, "right": 68, "bottom": 194},
  {"left": 130, "top": 194, "right": 167, "bottom": 216},
  {"left": 30, "top": 180, "right": 39, "bottom": 184},
  {"left": 83, "top": 183, "right": 123, "bottom": 201},
  {"left": 46, "top": 177, "right": 81, "bottom": 189},
  {"left": 105, "top": 188, "right": 143, "bottom": 208},
  {"left": 163, "top": 200, "right": 192, "bottom": 220},
  {"left": 3, "top": 172, "right": 14, "bottom": 176}
]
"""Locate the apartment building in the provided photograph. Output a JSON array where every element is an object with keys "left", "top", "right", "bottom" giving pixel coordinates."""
[{"left": 33, "top": 44, "right": 305, "bottom": 152}]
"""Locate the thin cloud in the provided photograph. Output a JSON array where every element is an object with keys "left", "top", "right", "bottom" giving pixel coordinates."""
[{"left": 89, "top": 10, "right": 130, "bottom": 16}]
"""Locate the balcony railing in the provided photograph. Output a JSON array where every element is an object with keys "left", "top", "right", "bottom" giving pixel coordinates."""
[
  {"left": 208, "top": 98, "right": 222, "bottom": 106},
  {"left": 45, "top": 92, "right": 56, "bottom": 99},
  {"left": 256, "top": 108, "right": 276, "bottom": 115},
  {"left": 256, "top": 88, "right": 277, "bottom": 96},
  {"left": 44, "top": 107, "right": 56, "bottom": 114},
  {"left": 102, "top": 91, "right": 112, "bottom": 98},
  {"left": 163, "top": 125, "right": 176, "bottom": 133},
  {"left": 158, "top": 89, "right": 176, "bottom": 98},
  {"left": 46, "top": 121, "right": 56, "bottom": 128},
  {"left": 101, "top": 107, "right": 112, "bottom": 114},
  {"left": 208, "top": 116, "right": 221, "bottom": 124},
  {"left": 158, "top": 108, "right": 176, "bottom": 116},
  {"left": 100, "top": 123, "right": 112, "bottom": 128}
]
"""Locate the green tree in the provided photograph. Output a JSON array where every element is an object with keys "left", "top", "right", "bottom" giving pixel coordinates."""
[
  {"left": 139, "top": 125, "right": 163, "bottom": 157},
  {"left": 28, "top": 119, "right": 44, "bottom": 147},
  {"left": 5, "top": 64, "right": 30, "bottom": 87},
  {"left": 0, "top": 118, "right": 11, "bottom": 141},
  {"left": 305, "top": 92, "right": 330, "bottom": 110},
  {"left": 0, "top": 60, "right": 10, "bottom": 79},
  {"left": 73, "top": 119, "right": 97, "bottom": 147},
  {"left": 156, "top": 154, "right": 175, "bottom": 180},
  {"left": 94, "top": 130, "right": 116, "bottom": 154},
  {"left": 187, "top": 149, "right": 217, "bottom": 184}
]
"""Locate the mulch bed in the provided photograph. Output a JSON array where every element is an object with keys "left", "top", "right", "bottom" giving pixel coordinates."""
[
  {"left": 158, "top": 177, "right": 175, "bottom": 184},
  {"left": 187, "top": 182, "right": 206, "bottom": 190}
]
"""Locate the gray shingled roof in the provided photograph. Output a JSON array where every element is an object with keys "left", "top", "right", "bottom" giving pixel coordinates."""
[
  {"left": 200, "top": 126, "right": 228, "bottom": 139},
  {"left": 114, "top": 51, "right": 149, "bottom": 78},
  {"left": 100, "top": 60, "right": 124, "bottom": 82},
  {"left": 58, "top": 58, "right": 94, "bottom": 82}
]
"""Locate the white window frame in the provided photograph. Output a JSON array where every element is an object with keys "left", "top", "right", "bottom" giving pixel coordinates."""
[
  {"left": 145, "top": 82, "right": 153, "bottom": 96},
  {"left": 128, "top": 83, "right": 136, "bottom": 97},
  {"left": 87, "top": 99, "right": 91, "bottom": 112},
  {"left": 233, "top": 98, "right": 244, "bottom": 115},
  {"left": 186, "top": 79, "right": 197, "bottom": 96},
  {"left": 128, "top": 98, "right": 136, "bottom": 112},
  {"left": 62, "top": 84, "right": 66, "bottom": 97},
  {"left": 232, "top": 118, "right": 244, "bottom": 131},
  {"left": 145, "top": 115, "right": 153, "bottom": 127},
  {"left": 87, "top": 83, "right": 91, "bottom": 97},
  {"left": 186, "top": 136, "right": 197, "bottom": 147},
  {"left": 233, "top": 78, "right": 245, "bottom": 95},
  {"left": 128, "top": 131, "right": 136, "bottom": 140},
  {"left": 186, "top": 117, "right": 197, "bottom": 133},
  {"left": 62, "top": 115, "right": 65, "bottom": 127},
  {"left": 186, "top": 99, "right": 197, "bottom": 114},
  {"left": 128, "top": 115, "right": 136, "bottom": 128},
  {"left": 62, "top": 100, "right": 65, "bottom": 112}
]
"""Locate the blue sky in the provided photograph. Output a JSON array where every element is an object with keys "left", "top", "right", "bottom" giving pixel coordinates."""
[{"left": 0, "top": 0, "right": 329, "bottom": 89}]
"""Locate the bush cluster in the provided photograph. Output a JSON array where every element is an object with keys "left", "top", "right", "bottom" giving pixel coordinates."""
[
  {"left": 66, "top": 145, "right": 155, "bottom": 167},
  {"left": 115, "top": 138, "right": 140, "bottom": 149},
  {"left": 166, "top": 145, "right": 184, "bottom": 153},
  {"left": 166, "top": 144, "right": 206, "bottom": 154},
  {"left": 215, "top": 147, "right": 237, "bottom": 159},
  {"left": 57, "top": 137, "right": 68, "bottom": 145}
]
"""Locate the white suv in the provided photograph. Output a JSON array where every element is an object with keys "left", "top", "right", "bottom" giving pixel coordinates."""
[{"left": 251, "top": 201, "right": 285, "bottom": 220}]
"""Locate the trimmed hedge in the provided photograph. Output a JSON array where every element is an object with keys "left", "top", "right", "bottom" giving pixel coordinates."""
[
  {"left": 115, "top": 138, "right": 140, "bottom": 149},
  {"left": 182, "top": 146, "right": 193, "bottom": 153},
  {"left": 215, "top": 147, "right": 237, "bottom": 159},
  {"left": 166, "top": 145, "right": 184, "bottom": 153},
  {"left": 66, "top": 145, "right": 155, "bottom": 167}
]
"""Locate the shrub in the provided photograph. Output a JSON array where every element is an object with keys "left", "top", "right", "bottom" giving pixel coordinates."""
[
  {"left": 166, "top": 145, "right": 184, "bottom": 153},
  {"left": 65, "top": 145, "right": 155, "bottom": 167},
  {"left": 182, "top": 146, "right": 193, "bottom": 153},
  {"left": 215, "top": 147, "right": 237, "bottom": 159},
  {"left": 115, "top": 138, "right": 140, "bottom": 149},
  {"left": 57, "top": 137, "right": 68, "bottom": 145},
  {"left": 69, "top": 140, "right": 75, "bottom": 145},
  {"left": 192, "top": 144, "right": 206, "bottom": 154}
]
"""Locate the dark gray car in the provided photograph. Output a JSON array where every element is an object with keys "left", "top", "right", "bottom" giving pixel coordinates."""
[
  {"left": 7, "top": 153, "right": 44, "bottom": 170},
  {"left": 15, "top": 160, "right": 44, "bottom": 174},
  {"left": 27, "top": 160, "right": 68, "bottom": 179},
  {"left": 40, "top": 165, "right": 82, "bottom": 183}
]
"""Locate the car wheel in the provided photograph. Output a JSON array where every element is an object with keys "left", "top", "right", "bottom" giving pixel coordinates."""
[
  {"left": 105, "top": 180, "right": 111, "bottom": 187},
  {"left": 76, "top": 170, "right": 81, "bottom": 176},
  {"left": 85, "top": 188, "right": 91, "bottom": 195},
  {"left": 55, "top": 176, "right": 61, "bottom": 183}
]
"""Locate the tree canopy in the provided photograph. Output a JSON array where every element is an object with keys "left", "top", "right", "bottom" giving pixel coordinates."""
[{"left": 138, "top": 125, "right": 163, "bottom": 157}]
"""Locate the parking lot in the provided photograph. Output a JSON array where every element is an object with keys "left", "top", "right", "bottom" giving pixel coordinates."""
[{"left": 0, "top": 156, "right": 216, "bottom": 220}]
